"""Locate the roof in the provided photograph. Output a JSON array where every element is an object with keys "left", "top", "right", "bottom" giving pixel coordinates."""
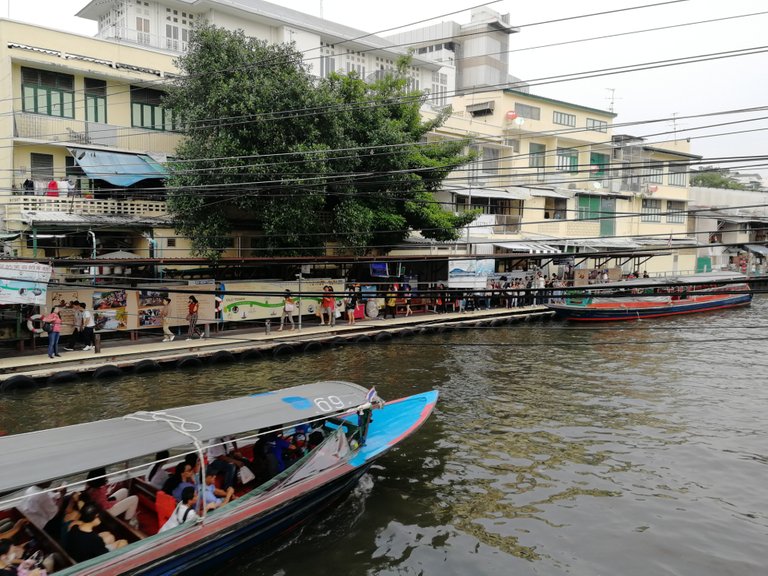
[
  {"left": 0, "top": 381, "right": 371, "bottom": 494},
  {"left": 502, "top": 89, "right": 617, "bottom": 118},
  {"left": 20, "top": 211, "right": 171, "bottom": 228}
]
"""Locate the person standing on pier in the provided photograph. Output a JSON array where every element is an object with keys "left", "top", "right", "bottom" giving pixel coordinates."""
[
  {"left": 161, "top": 297, "right": 175, "bottom": 342},
  {"left": 80, "top": 302, "right": 96, "bottom": 351},
  {"left": 279, "top": 290, "right": 295, "bottom": 331},
  {"left": 42, "top": 307, "right": 62, "bottom": 359},
  {"left": 186, "top": 295, "right": 203, "bottom": 339},
  {"left": 383, "top": 285, "right": 397, "bottom": 319}
]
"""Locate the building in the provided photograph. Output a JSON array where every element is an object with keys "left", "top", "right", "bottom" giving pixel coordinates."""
[
  {"left": 0, "top": 0, "right": 444, "bottom": 268},
  {"left": 385, "top": 7, "right": 521, "bottom": 99},
  {"left": 396, "top": 89, "right": 702, "bottom": 278},
  {"left": 0, "top": 18, "right": 180, "bottom": 271}
]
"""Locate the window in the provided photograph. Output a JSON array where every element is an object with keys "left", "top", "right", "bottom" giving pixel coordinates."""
[
  {"left": 84, "top": 78, "right": 107, "bottom": 123},
  {"left": 167, "top": 238, "right": 177, "bottom": 248},
  {"left": 577, "top": 195, "right": 601, "bottom": 220},
  {"left": 553, "top": 111, "right": 576, "bottom": 127},
  {"left": 586, "top": 118, "right": 608, "bottom": 132},
  {"left": 556, "top": 148, "right": 579, "bottom": 173},
  {"left": 641, "top": 198, "right": 662, "bottom": 222},
  {"left": 136, "top": 17, "right": 150, "bottom": 45},
  {"left": 504, "top": 138, "right": 520, "bottom": 153},
  {"left": 589, "top": 152, "right": 609, "bottom": 179},
  {"left": 544, "top": 197, "right": 567, "bottom": 220},
  {"left": 31, "top": 153, "right": 54, "bottom": 180},
  {"left": 131, "top": 87, "right": 174, "bottom": 130},
  {"left": 515, "top": 103, "right": 540, "bottom": 120},
  {"left": 21, "top": 67, "right": 74, "bottom": 118},
  {"left": 668, "top": 163, "right": 688, "bottom": 186},
  {"left": 528, "top": 143, "right": 545, "bottom": 168},
  {"left": 666, "top": 200, "right": 685, "bottom": 223},
  {"left": 647, "top": 162, "right": 664, "bottom": 184}
]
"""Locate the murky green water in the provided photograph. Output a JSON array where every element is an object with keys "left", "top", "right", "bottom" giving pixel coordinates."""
[{"left": 2, "top": 298, "right": 767, "bottom": 575}]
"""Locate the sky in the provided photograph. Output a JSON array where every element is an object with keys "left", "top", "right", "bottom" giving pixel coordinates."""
[{"left": 4, "top": 0, "right": 768, "bottom": 178}]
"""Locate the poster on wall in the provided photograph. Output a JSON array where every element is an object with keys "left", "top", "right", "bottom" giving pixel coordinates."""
[
  {"left": 221, "top": 279, "right": 345, "bottom": 322},
  {"left": 0, "top": 262, "right": 52, "bottom": 305},
  {"left": 137, "top": 289, "right": 165, "bottom": 327},
  {"left": 93, "top": 289, "right": 128, "bottom": 330}
]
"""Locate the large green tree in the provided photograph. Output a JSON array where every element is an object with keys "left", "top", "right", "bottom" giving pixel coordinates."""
[{"left": 164, "top": 24, "right": 474, "bottom": 259}]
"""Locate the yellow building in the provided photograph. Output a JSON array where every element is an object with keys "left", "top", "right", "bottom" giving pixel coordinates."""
[
  {"left": 0, "top": 19, "right": 181, "bottom": 266},
  {"left": 418, "top": 89, "right": 700, "bottom": 276}
]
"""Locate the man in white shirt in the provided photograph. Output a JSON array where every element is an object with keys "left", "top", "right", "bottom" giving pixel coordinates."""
[
  {"left": 80, "top": 302, "right": 96, "bottom": 351},
  {"left": 17, "top": 482, "right": 64, "bottom": 535},
  {"left": 159, "top": 486, "right": 198, "bottom": 532}
]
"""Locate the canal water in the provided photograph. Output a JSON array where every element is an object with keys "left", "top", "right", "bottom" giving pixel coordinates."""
[{"left": 2, "top": 297, "right": 767, "bottom": 576}]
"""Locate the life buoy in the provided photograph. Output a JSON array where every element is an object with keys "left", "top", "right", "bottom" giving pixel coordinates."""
[{"left": 27, "top": 314, "right": 44, "bottom": 334}]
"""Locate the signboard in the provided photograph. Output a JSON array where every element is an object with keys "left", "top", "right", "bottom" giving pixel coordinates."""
[
  {"left": 222, "top": 279, "right": 345, "bottom": 322},
  {"left": 0, "top": 262, "right": 52, "bottom": 305}
]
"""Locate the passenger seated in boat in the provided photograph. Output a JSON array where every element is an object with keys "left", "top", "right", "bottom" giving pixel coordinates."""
[
  {"left": 145, "top": 451, "right": 171, "bottom": 490},
  {"left": 168, "top": 463, "right": 196, "bottom": 503},
  {"left": 202, "top": 471, "right": 234, "bottom": 511},
  {"left": 160, "top": 461, "right": 191, "bottom": 497},
  {"left": 17, "top": 481, "right": 67, "bottom": 537},
  {"left": 0, "top": 538, "right": 28, "bottom": 576},
  {"left": 0, "top": 519, "right": 27, "bottom": 541},
  {"left": 65, "top": 504, "right": 127, "bottom": 563},
  {"left": 85, "top": 468, "right": 139, "bottom": 528},
  {"left": 206, "top": 437, "right": 245, "bottom": 490},
  {"left": 159, "top": 487, "right": 198, "bottom": 533}
]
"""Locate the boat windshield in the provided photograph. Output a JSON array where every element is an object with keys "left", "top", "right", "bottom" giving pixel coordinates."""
[{"left": 273, "top": 428, "right": 351, "bottom": 490}]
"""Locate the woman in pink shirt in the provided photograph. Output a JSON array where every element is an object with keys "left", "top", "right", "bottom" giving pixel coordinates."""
[{"left": 42, "top": 307, "right": 62, "bottom": 359}]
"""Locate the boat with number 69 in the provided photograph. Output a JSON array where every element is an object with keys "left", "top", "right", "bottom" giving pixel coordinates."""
[
  {"left": 0, "top": 381, "right": 437, "bottom": 575},
  {"left": 546, "top": 272, "right": 752, "bottom": 322}
]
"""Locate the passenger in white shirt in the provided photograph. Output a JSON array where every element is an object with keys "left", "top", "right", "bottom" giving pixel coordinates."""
[
  {"left": 17, "top": 482, "right": 64, "bottom": 534},
  {"left": 159, "top": 486, "right": 198, "bottom": 532}
]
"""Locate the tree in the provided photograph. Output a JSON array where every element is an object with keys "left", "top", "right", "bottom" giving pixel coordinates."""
[
  {"left": 164, "top": 25, "right": 474, "bottom": 259},
  {"left": 690, "top": 170, "right": 746, "bottom": 190}
]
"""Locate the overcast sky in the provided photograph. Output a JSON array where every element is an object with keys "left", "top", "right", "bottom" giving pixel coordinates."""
[{"left": 5, "top": 0, "right": 768, "bottom": 177}]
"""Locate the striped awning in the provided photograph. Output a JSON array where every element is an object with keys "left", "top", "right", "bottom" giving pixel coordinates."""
[{"left": 494, "top": 242, "right": 561, "bottom": 254}]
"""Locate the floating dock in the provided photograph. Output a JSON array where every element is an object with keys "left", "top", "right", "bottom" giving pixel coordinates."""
[{"left": 0, "top": 306, "right": 554, "bottom": 390}]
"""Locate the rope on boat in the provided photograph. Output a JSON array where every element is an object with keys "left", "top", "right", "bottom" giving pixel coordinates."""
[{"left": 124, "top": 411, "right": 208, "bottom": 521}]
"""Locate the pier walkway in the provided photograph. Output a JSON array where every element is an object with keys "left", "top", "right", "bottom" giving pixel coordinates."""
[{"left": 0, "top": 305, "right": 554, "bottom": 389}]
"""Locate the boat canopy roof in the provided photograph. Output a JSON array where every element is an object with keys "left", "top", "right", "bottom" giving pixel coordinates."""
[{"left": 0, "top": 381, "right": 371, "bottom": 494}]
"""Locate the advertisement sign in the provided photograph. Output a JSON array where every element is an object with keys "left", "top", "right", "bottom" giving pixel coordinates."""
[{"left": 0, "top": 262, "right": 52, "bottom": 305}]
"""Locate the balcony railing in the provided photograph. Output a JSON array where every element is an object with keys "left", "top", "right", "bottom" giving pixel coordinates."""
[
  {"left": 14, "top": 112, "right": 183, "bottom": 155},
  {"left": 4, "top": 197, "right": 168, "bottom": 228},
  {"left": 473, "top": 213, "right": 521, "bottom": 235}
]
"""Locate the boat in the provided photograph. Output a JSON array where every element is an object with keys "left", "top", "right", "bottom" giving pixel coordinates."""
[
  {"left": 546, "top": 272, "right": 752, "bottom": 322},
  {"left": 0, "top": 381, "right": 438, "bottom": 575}
]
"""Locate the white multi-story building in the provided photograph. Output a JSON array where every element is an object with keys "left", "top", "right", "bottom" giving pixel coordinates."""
[
  {"left": 76, "top": 0, "right": 441, "bottom": 88},
  {"left": 385, "top": 7, "right": 522, "bottom": 98}
]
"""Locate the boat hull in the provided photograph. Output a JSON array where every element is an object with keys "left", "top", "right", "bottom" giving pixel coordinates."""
[{"left": 548, "top": 293, "right": 752, "bottom": 322}]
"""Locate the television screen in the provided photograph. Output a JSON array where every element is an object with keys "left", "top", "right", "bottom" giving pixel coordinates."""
[{"left": 370, "top": 262, "right": 389, "bottom": 277}]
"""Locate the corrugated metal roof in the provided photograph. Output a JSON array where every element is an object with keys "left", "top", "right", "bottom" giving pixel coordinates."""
[{"left": 21, "top": 211, "right": 171, "bottom": 227}]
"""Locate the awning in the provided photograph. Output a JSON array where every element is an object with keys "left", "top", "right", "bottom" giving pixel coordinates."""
[
  {"left": 528, "top": 188, "right": 572, "bottom": 199},
  {"left": 745, "top": 244, "right": 768, "bottom": 257},
  {"left": 69, "top": 148, "right": 168, "bottom": 186},
  {"left": 494, "top": 242, "right": 561, "bottom": 254},
  {"left": 455, "top": 187, "right": 528, "bottom": 200}
]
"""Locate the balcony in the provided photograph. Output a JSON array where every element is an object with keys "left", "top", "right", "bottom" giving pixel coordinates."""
[
  {"left": 14, "top": 112, "right": 183, "bottom": 155},
  {"left": 473, "top": 213, "right": 521, "bottom": 235},
  {"left": 4, "top": 196, "right": 168, "bottom": 230}
]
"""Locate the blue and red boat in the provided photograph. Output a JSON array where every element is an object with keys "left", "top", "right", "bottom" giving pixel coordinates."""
[
  {"left": 546, "top": 272, "right": 752, "bottom": 322},
  {"left": 0, "top": 381, "right": 437, "bottom": 575}
]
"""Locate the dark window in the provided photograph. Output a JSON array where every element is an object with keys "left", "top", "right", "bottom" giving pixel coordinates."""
[
  {"left": 21, "top": 67, "right": 74, "bottom": 118},
  {"left": 31, "top": 153, "right": 54, "bottom": 180}
]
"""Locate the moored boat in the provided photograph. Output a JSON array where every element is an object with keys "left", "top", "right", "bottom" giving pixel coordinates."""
[
  {"left": 0, "top": 381, "right": 437, "bottom": 575},
  {"left": 546, "top": 272, "right": 752, "bottom": 322}
]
